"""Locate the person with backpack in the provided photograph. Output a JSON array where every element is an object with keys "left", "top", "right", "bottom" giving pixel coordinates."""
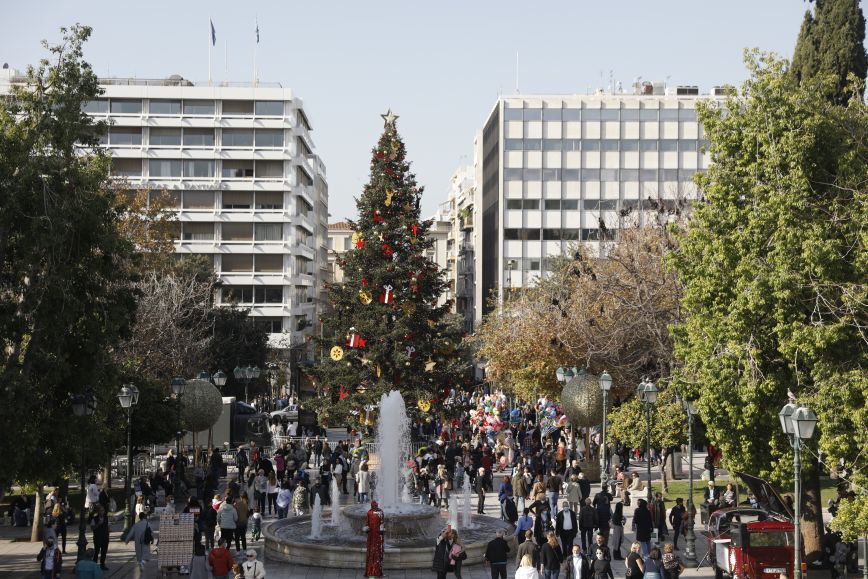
[
  {"left": 36, "top": 535, "right": 62, "bottom": 579},
  {"left": 124, "top": 512, "right": 153, "bottom": 572}
]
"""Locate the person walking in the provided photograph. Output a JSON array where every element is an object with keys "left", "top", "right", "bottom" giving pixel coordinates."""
[
  {"left": 578, "top": 499, "right": 597, "bottom": 552},
  {"left": 433, "top": 527, "right": 453, "bottom": 579},
  {"left": 217, "top": 497, "right": 238, "bottom": 554},
  {"left": 208, "top": 537, "right": 235, "bottom": 579},
  {"left": 564, "top": 544, "right": 590, "bottom": 579},
  {"left": 476, "top": 467, "right": 488, "bottom": 514},
  {"left": 276, "top": 481, "right": 292, "bottom": 519},
  {"left": 661, "top": 543, "right": 684, "bottom": 579},
  {"left": 516, "top": 531, "right": 540, "bottom": 569},
  {"left": 188, "top": 543, "right": 209, "bottom": 579},
  {"left": 498, "top": 476, "right": 513, "bottom": 521},
  {"left": 36, "top": 536, "right": 62, "bottom": 579},
  {"left": 357, "top": 462, "right": 371, "bottom": 504},
  {"left": 516, "top": 555, "right": 542, "bottom": 579},
  {"left": 590, "top": 547, "right": 614, "bottom": 579},
  {"left": 515, "top": 509, "right": 535, "bottom": 543},
  {"left": 540, "top": 531, "right": 564, "bottom": 579},
  {"left": 241, "top": 549, "right": 267, "bottom": 578},
  {"left": 668, "top": 499, "right": 685, "bottom": 550},
  {"left": 266, "top": 473, "right": 279, "bottom": 516},
  {"left": 88, "top": 504, "right": 110, "bottom": 571},
  {"left": 73, "top": 549, "right": 102, "bottom": 579},
  {"left": 449, "top": 529, "right": 466, "bottom": 579},
  {"left": 610, "top": 501, "right": 625, "bottom": 559},
  {"left": 123, "top": 512, "right": 153, "bottom": 572},
  {"left": 253, "top": 470, "right": 268, "bottom": 515},
  {"left": 642, "top": 547, "right": 663, "bottom": 579},
  {"left": 484, "top": 529, "right": 511, "bottom": 579},
  {"left": 235, "top": 494, "right": 250, "bottom": 551},
  {"left": 625, "top": 543, "right": 643, "bottom": 579},
  {"left": 556, "top": 501, "right": 578, "bottom": 553},
  {"left": 632, "top": 500, "right": 653, "bottom": 556}
]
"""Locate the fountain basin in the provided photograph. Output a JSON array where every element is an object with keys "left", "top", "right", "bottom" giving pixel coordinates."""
[
  {"left": 342, "top": 503, "right": 440, "bottom": 541},
  {"left": 264, "top": 511, "right": 516, "bottom": 569}
]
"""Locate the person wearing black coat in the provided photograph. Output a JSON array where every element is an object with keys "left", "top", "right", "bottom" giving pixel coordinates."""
[
  {"left": 632, "top": 499, "right": 653, "bottom": 556},
  {"left": 556, "top": 501, "right": 578, "bottom": 553},
  {"left": 484, "top": 529, "right": 511, "bottom": 579},
  {"left": 88, "top": 505, "right": 110, "bottom": 570},
  {"left": 564, "top": 544, "right": 591, "bottom": 579},
  {"left": 432, "top": 528, "right": 453, "bottom": 579},
  {"left": 590, "top": 547, "right": 614, "bottom": 579},
  {"left": 534, "top": 506, "right": 553, "bottom": 547},
  {"left": 540, "top": 532, "right": 564, "bottom": 579}
]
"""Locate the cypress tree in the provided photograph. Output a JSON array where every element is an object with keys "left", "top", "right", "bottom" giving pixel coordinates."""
[{"left": 792, "top": 0, "right": 867, "bottom": 103}]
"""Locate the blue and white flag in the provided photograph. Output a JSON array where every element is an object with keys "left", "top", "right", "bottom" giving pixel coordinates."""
[{"left": 255, "top": 20, "right": 260, "bottom": 44}]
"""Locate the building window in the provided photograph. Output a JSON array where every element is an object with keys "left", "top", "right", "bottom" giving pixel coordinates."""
[
  {"left": 149, "top": 159, "right": 182, "bottom": 178},
  {"left": 505, "top": 168, "right": 523, "bottom": 181},
  {"left": 621, "top": 109, "right": 640, "bottom": 121},
  {"left": 221, "top": 254, "right": 253, "bottom": 272},
  {"left": 255, "top": 191, "right": 283, "bottom": 210},
  {"left": 661, "top": 169, "right": 679, "bottom": 182},
  {"left": 182, "top": 190, "right": 214, "bottom": 209},
  {"left": 222, "top": 161, "right": 254, "bottom": 178},
  {"left": 542, "top": 139, "right": 562, "bottom": 151},
  {"left": 503, "top": 228, "right": 541, "bottom": 241},
  {"left": 563, "top": 108, "right": 581, "bottom": 121},
  {"left": 254, "top": 223, "right": 283, "bottom": 241},
  {"left": 110, "top": 99, "right": 142, "bottom": 115},
  {"left": 255, "top": 129, "right": 284, "bottom": 148},
  {"left": 255, "top": 101, "right": 283, "bottom": 116},
  {"left": 581, "top": 169, "right": 600, "bottom": 181},
  {"left": 660, "top": 140, "right": 678, "bottom": 152},
  {"left": 255, "top": 160, "right": 283, "bottom": 179},
  {"left": 600, "top": 109, "right": 619, "bottom": 121},
  {"left": 564, "top": 140, "right": 581, "bottom": 151},
  {"left": 523, "top": 108, "right": 542, "bottom": 121},
  {"left": 255, "top": 286, "right": 283, "bottom": 303},
  {"left": 621, "top": 169, "right": 639, "bottom": 181},
  {"left": 562, "top": 169, "right": 580, "bottom": 181},
  {"left": 110, "top": 158, "right": 142, "bottom": 177},
  {"left": 183, "top": 100, "right": 215, "bottom": 115},
  {"left": 660, "top": 109, "right": 679, "bottom": 121},
  {"left": 544, "top": 199, "right": 561, "bottom": 210},
  {"left": 255, "top": 254, "right": 283, "bottom": 272},
  {"left": 562, "top": 200, "right": 579, "bottom": 210},
  {"left": 681, "top": 140, "right": 698, "bottom": 152},
  {"left": 601, "top": 169, "right": 618, "bottom": 182},
  {"left": 583, "top": 140, "right": 601, "bottom": 151},
  {"left": 254, "top": 317, "right": 283, "bottom": 333},
  {"left": 149, "top": 190, "right": 181, "bottom": 209},
  {"left": 679, "top": 109, "right": 697, "bottom": 121},
  {"left": 523, "top": 168, "right": 541, "bottom": 181},
  {"left": 222, "top": 222, "right": 253, "bottom": 241},
  {"left": 222, "top": 191, "right": 252, "bottom": 209},
  {"left": 639, "top": 109, "right": 659, "bottom": 121},
  {"left": 506, "top": 199, "right": 539, "bottom": 210},
  {"left": 542, "top": 108, "right": 562, "bottom": 121},
  {"left": 182, "top": 222, "right": 214, "bottom": 241},
  {"left": 640, "top": 169, "right": 659, "bottom": 181},
  {"left": 150, "top": 128, "right": 182, "bottom": 147},
  {"left": 542, "top": 169, "right": 561, "bottom": 182},
  {"left": 601, "top": 140, "right": 619, "bottom": 152},
  {"left": 599, "top": 200, "right": 618, "bottom": 211},
  {"left": 183, "top": 128, "right": 214, "bottom": 147},
  {"left": 149, "top": 100, "right": 181, "bottom": 115},
  {"left": 223, "top": 285, "right": 254, "bottom": 303},
  {"left": 523, "top": 139, "right": 541, "bottom": 151},
  {"left": 621, "top": 140, "right": 639, "bottom": 151},
  {"left": 183, "top": 160, "right": 214, "bottom": 178},
  {"left": 503, "top": 106, "right": 523, "bottom": 121},
  {"left": 223, "top": 129, "right": 254, "bottom": 147},
  {"left": 82, "top": 100, "right": 108, "bottom": 114},
  {"left": 222, "top": 100, "right": 254, "bottom": 116},
  {"left": 109, "top": 128, "right": 142, "bottom": 146},
  {"left": 583, "top": 109, "right": 601, "bottom": 121},
  {"left": 505, "top": 139, "right": 523, "bottom": 151}
]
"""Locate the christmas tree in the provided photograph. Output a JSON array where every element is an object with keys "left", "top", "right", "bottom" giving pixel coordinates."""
[{"left": 309, "top": 111, "right": 467, "bottom": 425}]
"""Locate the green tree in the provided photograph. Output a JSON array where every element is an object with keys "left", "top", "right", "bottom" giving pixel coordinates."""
[
  {"left": 310, "top": 112, "right": 466, "bottom": 424},
  {"left": 671, "top": 50, "right": 867, "bottom": 557},
  {"left": 792, "top": 0, "right": 867, "bottom": 103},
  {"left": 0, "top": 25, "right": 139, "bottom": 528},
  {"left": 607, "top": 387, "right": 687, "bottom": 451}
]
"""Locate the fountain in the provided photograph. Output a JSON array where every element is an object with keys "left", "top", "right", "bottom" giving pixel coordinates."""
[
  {"left": 265, "top": 390, "right": 514, "bottom": 569},
  {"left": 310, "top": 494, "right": 323, "bottom": 539},
  {"left": 461, "top": 475, "right": 474, "bottom": 529},
  {"left": 448, "top": 495, "right": 459, "bottom": 529}
]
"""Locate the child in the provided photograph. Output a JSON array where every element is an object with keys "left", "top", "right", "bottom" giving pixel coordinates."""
[
  {"left": 232, "top": 562, "right": 244, "bottom": 579},
  {"left": 250, "top": 507, "right": 262, "bottom": 541}
]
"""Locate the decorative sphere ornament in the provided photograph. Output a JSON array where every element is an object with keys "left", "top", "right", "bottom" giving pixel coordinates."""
[
  {"left": 560, "top": 370, "right": 610, "bottom": 428},
  {"left": 180, "top": 379, "right": 224, "bottom": 433}
]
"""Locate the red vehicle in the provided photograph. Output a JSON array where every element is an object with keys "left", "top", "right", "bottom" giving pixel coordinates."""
[{"left": 704, "top": 473, "right": 799, "bottom": 579}]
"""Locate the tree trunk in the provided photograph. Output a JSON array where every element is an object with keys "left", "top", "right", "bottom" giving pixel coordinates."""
[
  {"left": 800, "top": 457, "right": 824, "bottom": 563},
  {"left": 30, "top": 487, "right": 42, "bottom": 543}
]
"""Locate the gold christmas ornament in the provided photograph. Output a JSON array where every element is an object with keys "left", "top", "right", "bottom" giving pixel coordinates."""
[
  {"left": 417, "top": 399, "right": 431, "bottom": 412},
  {"left": 376, "top": 365, "right": 382, "bottom": 378},
  {"left": 427, "top": 319, "right": 436, "bottom": 329},
  {"left": 359, "top": 290, "right": 373, "bottom": 305},
  {"left": 351, "top": 231, "right": 362, "bottom": 245},
  {"left": 330, "top": 346, "right": 345, "bottom": 361},
  {"left": 403, "top": 302, "right": 417, "bottom": 315},
  {"left": 385, "top": 190, "right": 394, "bottom": 206},
  {"left": 425, "top": 357, "right": 436, "bottom": 372},
  {"left": 561, "top": 370, "right": 610, "bottom": 428}
]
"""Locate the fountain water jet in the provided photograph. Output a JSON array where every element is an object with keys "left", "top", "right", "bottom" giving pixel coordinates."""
[
  {"left": 310, "top": 494, "right": 323, "bottom": 539},
  {"left": 461, "top": 475, "right": 474, "bottom": 529},
  {"left": 329, "top": 477, "right": 340, "bottom": 527}
]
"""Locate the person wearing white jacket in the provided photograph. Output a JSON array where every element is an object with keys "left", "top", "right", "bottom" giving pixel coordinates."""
[
  {"left": 356, "top": 463, "right": 371, "bottom": 504},
  {"left": 515, "top": 554, "right": 541, "bottom": 579},
  {"left": 242, "top": 548, "right": 267, "bottom": 578}
]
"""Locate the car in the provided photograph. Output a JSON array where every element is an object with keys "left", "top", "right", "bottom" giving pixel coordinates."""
[
  {"left": 270, "top": 404, "right": 299, "bottom": 421},
  {"left": 703, "top": 472, "right": 797, "bottom": 579}
]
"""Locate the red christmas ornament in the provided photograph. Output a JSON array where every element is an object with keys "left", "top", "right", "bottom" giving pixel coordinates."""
[
  {"left": 346, "top": 327, "right": 367, "bottom": 348},
  {"left": 382, "top": 244, "right": 394, "bottom": 257},
  {"left": 376, "top": 151, "right": 385, "bottom": 159},
  {"left": 379, "top": 284, "right": 394, "bottom": 304},
  {"left": 355, "top": 238, "right": 365, "bottom": 249},
  {"left": 412, "top": 223, "right": 418, "bottom": 237},
  {"left": 339, "top": 384, "right": 348, "bottom": 400},
  {"left": 373, "top": 210, "right": 384, "bottom": 224},
  {"left": 386, "top": 168, "right": 395, "bottom": 177},
  {"left": 362, "top": 278, "right": 369, "bottom": 287}
]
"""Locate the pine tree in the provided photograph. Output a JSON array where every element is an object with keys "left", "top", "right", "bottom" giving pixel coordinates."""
[
  {"left": 792, "top": 0, "right": 867, "bottom": 103},
  {"left": 310, "top": 111, "right": 467, "bottom": 425}
]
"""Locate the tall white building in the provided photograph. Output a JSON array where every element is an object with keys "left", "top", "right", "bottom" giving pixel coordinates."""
[
  {"left": 474, "top": 84, "right": 717, "bottom": 323},
  {"left": 3, "top": 69, "right": 328, "bottom": 350},
  {"left": 440, "top": 165, "right": 477, "bottom": 332}
]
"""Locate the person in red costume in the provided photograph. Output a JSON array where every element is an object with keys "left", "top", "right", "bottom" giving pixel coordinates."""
[{"left": 363, "top": 500, "right": 385, "bottom": 578}]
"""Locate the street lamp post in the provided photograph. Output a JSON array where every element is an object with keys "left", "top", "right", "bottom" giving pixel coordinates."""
[
  {"left": 599, "top": 371, "right": 613, "bottom": 492},
  {"left": 677, "top": 393, "right": 700, "bottom": 567},
  {"left": 637, "top": 378, "right": 658, "bottom": 505},
  {"left": 171, "top": 376, "right": 187, "bottom": 458},
  {"left": 779, "top": 401, "right": 817, "bottom": 579},
  {"left": 117, "top": 384, "right": 139, "bottom": 535},
  {"left": 71, "top": 390, "right": 97, "bottom": 562},
  {"left": 234, "top": 365, "right": 260, "bottom": 403}
]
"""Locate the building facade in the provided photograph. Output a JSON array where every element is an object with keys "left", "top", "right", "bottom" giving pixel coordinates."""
[
  {"left": 28, "top": 72, "right": 330, "bottom": 350},
  {"left": 474, "top": 85, "right": 716, "bottom": 324},
  {"left": 441, "top": 165, "right": 477, "bottom": 332}
]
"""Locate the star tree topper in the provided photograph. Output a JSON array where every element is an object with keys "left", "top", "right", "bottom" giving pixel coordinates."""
[{"left": 381, "top": 109, "right": 399, "bottom": 129}]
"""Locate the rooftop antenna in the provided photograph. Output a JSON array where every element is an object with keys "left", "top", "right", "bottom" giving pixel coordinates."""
[
  {"left": 609, "top": 70, "right": 614, "bottom": 94},
  {"left": 515, "top": 50, "right": 519, "bottom": 94}
]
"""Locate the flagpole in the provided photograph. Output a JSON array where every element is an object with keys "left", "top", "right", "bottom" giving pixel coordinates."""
[{"left": 253, "top": 18, "right": 258, "bottom": 87}]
